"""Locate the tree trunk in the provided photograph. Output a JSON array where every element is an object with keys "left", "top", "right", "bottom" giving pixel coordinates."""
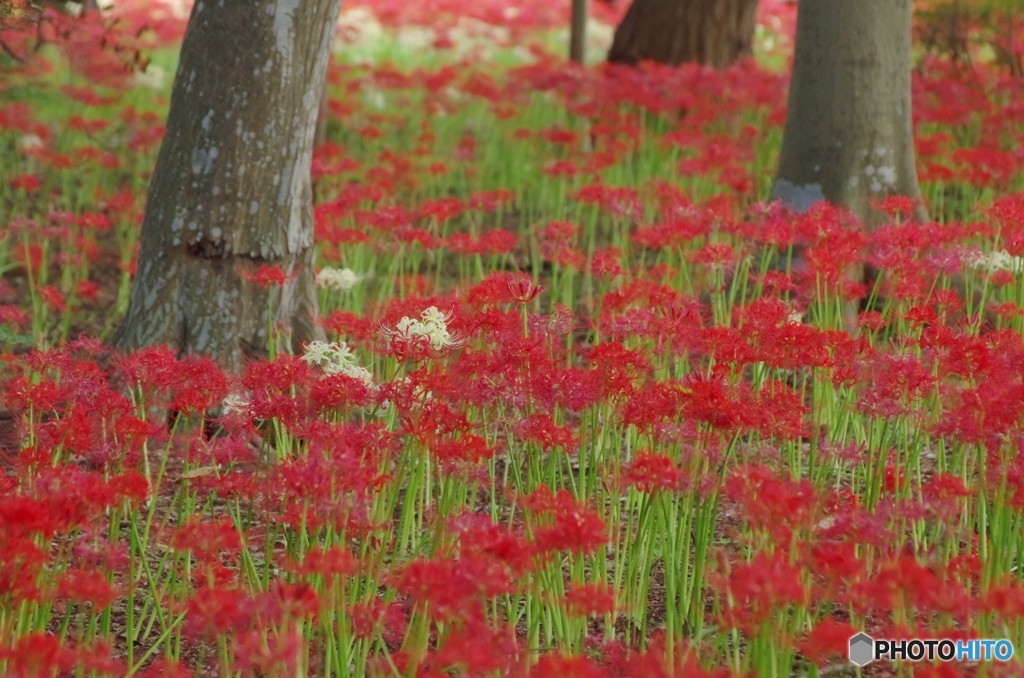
[
  {"left": 608, "top": 0, "right": 759, "bottom": 69},
  {"left": 570, "top": 0, "right": 587, "bottom": 65},
  {"left": 771, "top": 0, "right": 926, "bottom": 226},
  {"left": 113, "top": 0, "right": 341, "bottom": 372}
]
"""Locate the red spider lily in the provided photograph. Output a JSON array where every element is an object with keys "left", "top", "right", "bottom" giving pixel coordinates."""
[
  {"left": 0, "top": 632, "right": 73, "bottom": 678},
  {"left": 876, "top": 194, "right": 919, "bottom": 222},
  {"left": 519, "top": 361, "right": 601, "bottom": 413},
  {"left": 622, "top": 450, "right": 686, "bottom": 493},
  {"left": 15, "top": 466, "right": 148, "bottom": 534},
  {"left": 185, "top": 429, "right": 258, "bottom": 467},
  {"left": 675, "top": 372, "right": 750, "bottom": 431},
  {"left": 570, "top": 183, "right": 642, "bottom": 220},
  {"left": 751, "top": 379, "right": 810, "bottom": 440},
  {"left": 800, "top": 617, "right": 860, "bottom": 666},
  {"left": 57, "top": 567, "right": 120, "bottom": 608},
  {"left": 855, "top": 352, "right": 937, "bottom": 420},
  {"left": 989, "top": 193, "right": 1024, "bottom": 252},
  {"left": 320, "top": 310, "right": 375, "bottom": 341},
  {"left": 168, "top": 354, "right": 230, "bottom": 412},
  {"left": 866, "top": 557, "right": 975, "bottom": 620},
  {"left": 242, "top": 352, "right": 309, "bottom": 393},
  {"left": 305, "top": 371, "right": 376, "bottom": 413},
  {"left": 113, "top": 344, "right": 181, "bottom": 391},
  {"left": 714, "top": 550, "right": 807, "bottom": 635},
  {"left": 724, "top": 464, "right": 819, "bottom": 542},
  {"left": 0, "top": 304, "right": 28, "bottom": 327},
  {"left": 189, "top": 471, "right": 260, "bottom": 503},
  {"left": 419, "top": 196, "right": 464, "bottom": 223},
  {"left": 982, "top": 580, "right": 1024, "bottom": 620},
  {"left": 565, "top": 581, "right": 617, "bottom": 617},
  {"left": 0, "top": 103, "right": 49, "bottom": 137},
  {"left": 14, "top": 239, "right": 43, "bottom": 274},
  {"left": 74, "top": 278, "right": 101, "bottom": 303},
  {"left": 244, "top": 263, "right": 296, "bottom": 287},
  {"left": 473, "top": 228, "right": 518, "bottom": 255},
  {"left": 349, "top": 598, "right": 407, "bottom": 643},
  {"left": 446, "top": 232, "right": 482, "bottom": 255},
  {"left": 857, "top": 310, "right": 886, "bottom": 332},
  {"left": 231, "top": 627, "right": 304, "bottom": 676},
  {"left": 579, "top": 340, "right": 649, "bottom": 399},
  {"left": 451, "top": 513, "right": 535, "bottom": 576},
  {"left": 952, "top": 147, "right": 1017, "bottom": 187},
  {"left": 539, "top": 219, "right": 584, "bottom": 268},
  {"left": 466, "top": 189, "right": 515, "bottom": 212},
  {"left": 428, "top": 619, "right": 519, "bottom": 676},
  {"left": 919, "top": 325, "right": 990, "bottom": 380},
  {"left": 260, "top": 580, "right": 321, "bottom": 622},
  {"left": 107, "top": 469, "right": 150, "bottom": 505},
  {"left": 514, "top": 413, "right": 575, "bottom": 451},
  {"left": 600, "top": 278, "right": 688, "bottom": 315},
  {"left": 539, "top": 127, "right": 578, "bottom": 146},
  {"left": 609, "top": 635, "right": 735, "bottom": 677},
  {"left": 531, "top": 652, "right": 607, "bottom": 678},
  {"left": 507, "top": 277, "right": 544, "bottom": 304},
  {"left": 591, "top": 247, "right": 625, "bottom": 280},
  {"left": 401, "top": 399, "right": 472, "bottom": 446},
  {"left": 920, "top": 473, "right": 974, "bottom": 523},
  {"left": 286, "top": 545, "right": 357, "bottom": 579},
  {"left": 184, "top": 586, "right": 255, "bottom": 639},
  {"left": 9, "top": 173, "right": 43, "bottom": 192},
  {"left": 542, "top": 159, "right": 579, "bottom": 178},
  {"left": 432, "top": 432, "right": 495, "bottom": 466},
  {"left": 809, "top": 540, "right": 864, "bottom": 593},
  {"left": 393, "top": 554, "right": 516, "bottom": 620},
  {"left": 620, "top": 380, "right": 683, "bottom": 431},
  {"left": 524, "top": 485, "right": 608, "bottom": 555},
  {"left": 169, "top": 515, "right": 243, "bottom": 563},
  {"left": 136, "top": 657, "right": 194, "bottom": 678},
  {"left": 397, "top": 226, "right": 442, "bottom": 249}
]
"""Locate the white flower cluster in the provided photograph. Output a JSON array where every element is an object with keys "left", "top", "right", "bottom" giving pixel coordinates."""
[
  {"left": 132, "top": 64, "right": 167, "bottom": 91},
  {"left": 301, "top": 340, "right": 374, "bottom": 387},
  {"left": 384, "top": 306, "right": 461, "bottom": 351},
  {"left": 963, "top": 249, "right": 1024, "bottom": 274},
  {"left": 17, "top": 134, "right": 44, "bottom": 152},
  {"left": 316, "top": 267, "right": 363, "bottom": 292}
]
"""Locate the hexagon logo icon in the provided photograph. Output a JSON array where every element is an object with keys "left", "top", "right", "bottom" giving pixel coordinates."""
[{"left": 849, "top": 632, "right": 875, "bottom": 666}]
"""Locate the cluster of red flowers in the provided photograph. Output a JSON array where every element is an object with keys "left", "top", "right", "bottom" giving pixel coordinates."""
[{"left": 2, "top": 0, "right": 1024, "bottom": 675}]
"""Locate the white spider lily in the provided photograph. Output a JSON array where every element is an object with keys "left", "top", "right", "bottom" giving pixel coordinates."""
[{"left": 316, "top": 267, "right": 363, "bottom": 292}]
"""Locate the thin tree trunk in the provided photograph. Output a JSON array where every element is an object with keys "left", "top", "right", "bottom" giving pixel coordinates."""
[
  {"left": 113, "top": 0, "right": 341, "bottom": 372},
  {"left": 608, "top": 0, "right": 759, "bottom": 69},
  {"left": 570, "top": 0, "right": 587, "bottom": 65}
]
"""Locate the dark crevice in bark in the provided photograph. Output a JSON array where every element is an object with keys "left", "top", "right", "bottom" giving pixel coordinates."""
[{"left": 187, "top": 236, "right": 227, "bottom": 259}]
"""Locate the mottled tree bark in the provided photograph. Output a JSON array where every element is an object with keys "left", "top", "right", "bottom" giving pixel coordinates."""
[
  {"left": 114, "top": 0, "right": 341, "bottom": 372},
  {"left": 771, "top": 0, "right": 926, "bottom": 226},
  {"left": 608, "top": 0, "right": 759, "bottom": 69},
  {"left": 771, "top": 0, "right": 928, "bottom": 330}
]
